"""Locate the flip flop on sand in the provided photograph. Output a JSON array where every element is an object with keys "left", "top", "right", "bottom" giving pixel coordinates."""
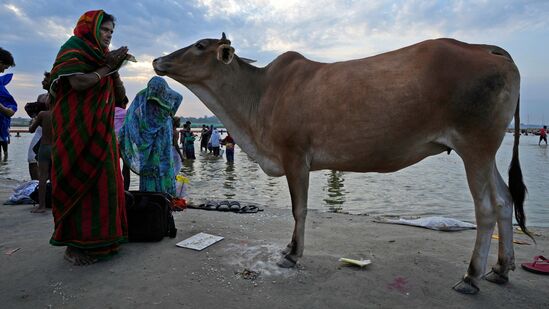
[
  {"left": 238, "top": 205, "right": 262, "bottom": 213},
  {"left": 229, "top": 201, "right": 241, "bottom": 212},
  {"left": 189, "top": 200, "right": 262, "bottom": 213},
  {"left": 204, "top": 201, "right": 219, "bottom": 211},
  {"left": 217, "top": 200, "right": 231, "bottom": 211},
  {"left": 521, "top": 256, "right": 549, "bottom": 275}
]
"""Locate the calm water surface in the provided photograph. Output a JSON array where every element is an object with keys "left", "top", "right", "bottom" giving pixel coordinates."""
[{"left": 2, "top": 133, "right": 548, "bottom": 227}]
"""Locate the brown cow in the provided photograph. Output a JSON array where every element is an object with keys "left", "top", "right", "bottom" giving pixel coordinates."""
[{"left": 153, "top": 33, "right": 531, "bottom": 294}]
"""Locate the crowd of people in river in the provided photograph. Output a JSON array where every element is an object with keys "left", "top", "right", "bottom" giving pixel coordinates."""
[{"left": 0, "top": 10, "right": 236, "bottom": 266}]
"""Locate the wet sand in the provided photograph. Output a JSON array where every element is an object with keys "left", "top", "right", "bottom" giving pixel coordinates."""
[{"left": 1, "top": 177, "right": 547, "bottom": 308}]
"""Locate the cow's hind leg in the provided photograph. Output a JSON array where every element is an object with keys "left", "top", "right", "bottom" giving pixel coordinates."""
[
  {"left": 277, "top": 156, "right": 310, "bottom": 268},
  {"left": 484, "top": 167, "right": 515, "bottom": 284},
  {"left": 453, "top": 159, "right": 498, "bottom": 294}
]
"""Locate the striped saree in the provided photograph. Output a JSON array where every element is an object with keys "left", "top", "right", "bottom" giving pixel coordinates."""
[{"left": 49, "top": 10, "right": 127, "bottom": 256}]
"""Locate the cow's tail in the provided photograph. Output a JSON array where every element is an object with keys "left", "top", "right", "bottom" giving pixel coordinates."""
[{"left": 508, "top": 95, "right": 534, "bottom": 242}]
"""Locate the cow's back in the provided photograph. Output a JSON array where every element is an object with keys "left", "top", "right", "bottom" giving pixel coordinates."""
[{"left": 259, "top": 39, "right": 519, "bottom": 172}]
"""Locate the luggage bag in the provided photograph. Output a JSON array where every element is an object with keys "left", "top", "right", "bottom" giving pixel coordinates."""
[{"left": 126, "top": 191, "right": 177, "bottom": 242}]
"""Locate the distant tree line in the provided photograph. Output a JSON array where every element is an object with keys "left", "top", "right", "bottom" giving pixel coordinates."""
[
  {"left": 11, "top": 115, "right": 223, "bottom": 128},
  {"left": 178, "top": 115, "right": 222, "bottom": 128},
  {"left": 10, "top": 117, "right": 32, "bottom": 127}
]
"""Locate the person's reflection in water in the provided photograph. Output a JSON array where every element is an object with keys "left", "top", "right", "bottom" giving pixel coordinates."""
[
  {"left": 324, "top": 170, "right": 346, "bottom": 211},
  {"left": 223, "top": 163, "right": 236, "bottom": 199},
  {"left": 538, "top": 144, "right": 548, "bottom": 158},
  {"left": 181, "top": 157, "right": 195, "bottom": 177}
]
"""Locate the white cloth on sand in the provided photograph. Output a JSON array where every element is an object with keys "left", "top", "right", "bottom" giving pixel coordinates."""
[
  {"left": 5, "top": 180, "right": 39, "bottom": 205},
  {"left": 375, "top": 216, "right": 476, "bottom": 231}
]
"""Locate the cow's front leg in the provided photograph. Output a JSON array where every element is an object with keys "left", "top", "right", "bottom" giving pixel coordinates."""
[{"left": 277, "top": 156, "right": 310, "bottom": 268}]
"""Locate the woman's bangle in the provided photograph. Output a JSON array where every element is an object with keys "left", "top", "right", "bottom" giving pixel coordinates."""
[{"left": 93, "top": 71, "right": 101, "bottom": 81}]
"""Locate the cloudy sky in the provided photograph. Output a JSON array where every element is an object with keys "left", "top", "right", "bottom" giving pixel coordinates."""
[{"left": 1, "top": 0, "right": 548, "bottom": 123}]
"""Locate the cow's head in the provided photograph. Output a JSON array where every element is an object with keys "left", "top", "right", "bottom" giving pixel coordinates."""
[{"left": 153, "top": 32, "right": 235, "bottom": 84}]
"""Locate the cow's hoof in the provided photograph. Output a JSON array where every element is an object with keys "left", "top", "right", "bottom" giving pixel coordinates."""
[
  {"left": 280, "top": 247, "right": 291, "bottom": 256},
  {"left": 484, "top": 270, "right": 508, "bottom": 285},
  {"left": 452, "top": 278, "right": 479, "bottom": 295},
  {"left": 277, "top": 256, "right": 297, "bottom": 268}
]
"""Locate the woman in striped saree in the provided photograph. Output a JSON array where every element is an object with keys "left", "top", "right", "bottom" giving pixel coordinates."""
[{"left": 49, "top": 10, "right": 129, "bottom": 265}]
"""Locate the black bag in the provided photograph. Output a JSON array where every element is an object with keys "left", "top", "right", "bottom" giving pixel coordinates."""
[
  {"left": 29, "top": 182, "right": 52, "bottom": 209},
  {"left": 24, "top": 101, "right": 47, "bottom": 118},
  {"left": 126, "top": 191, "right": 177, "bottom": 242}
]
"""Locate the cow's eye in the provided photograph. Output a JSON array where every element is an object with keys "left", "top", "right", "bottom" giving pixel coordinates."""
[{"left": 195, "top": 42, "right": 205, "bottom": 50}]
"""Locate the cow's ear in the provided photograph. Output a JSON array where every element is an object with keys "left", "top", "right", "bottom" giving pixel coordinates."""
[{"left": 216, "top": 44, "right": 235, "bottom": 64}]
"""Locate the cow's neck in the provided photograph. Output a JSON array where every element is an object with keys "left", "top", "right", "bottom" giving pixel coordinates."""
[{"left": 185, "top": 63, "right": 281, "bottom": 175}]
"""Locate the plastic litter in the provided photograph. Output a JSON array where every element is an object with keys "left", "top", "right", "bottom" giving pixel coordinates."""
[
  {"left": 5, "top": 248, "right": 21, "bottom": 255},
  {"left": 176, "top": 232, "right": 223, "bottom": 251},
  {"left": 338, "top": 257, "right": 371, "bottom": 267}
]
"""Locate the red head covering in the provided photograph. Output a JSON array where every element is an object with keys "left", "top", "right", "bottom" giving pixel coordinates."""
[
  {"left": 73, "top": 10, "right": 109, "bottom": 55},
  {"left": 50, "top": 10, "right": 111, "bottom": 88}
]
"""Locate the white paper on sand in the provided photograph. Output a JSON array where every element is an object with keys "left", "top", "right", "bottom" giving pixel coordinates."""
[
  {"left": 176, "top": 232, "right": 224, "bottom": 251},
  {"left": 339, "top": 258, "right": 371, "bottom": 267}
]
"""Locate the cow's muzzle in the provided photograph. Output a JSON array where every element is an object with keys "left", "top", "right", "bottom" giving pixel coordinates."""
[{"left": 152, "top": 58, "right": 167, "bottom": 76}]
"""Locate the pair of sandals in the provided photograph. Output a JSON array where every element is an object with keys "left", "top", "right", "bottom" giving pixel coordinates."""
[
  {"left": 205, "top": 200, "right": 241, "bottom": 211},
  {"left": 201, "top": 200, "right": 261, "bottom": 213}
]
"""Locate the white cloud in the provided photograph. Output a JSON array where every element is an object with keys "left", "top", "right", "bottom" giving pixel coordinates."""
[
  {"left": 120, "top": 54, "right": 156, "bottom": 83},
  {"left": 4, "top": 0, "right": 549, "bottom": 122},
  {"left": 4, "top": 3, "right": 25, "bottom": 18},
  {"left": 2, "top": 4, "right": 73, "bottom": 44},
  {"left": 8, "top": 73, "right": 48, "bottom": 108},
  {"left": 197, "top": 0, "right": 255, "bottom": 18},
  {"left": 11, "top": 73, "right": 39, "bottom": 89},
  {"left": 195, "top": 0, "right": 548, "bottom": 62},
  {"left": 36, "top": 18, "right": 73, "bottom": 44}
]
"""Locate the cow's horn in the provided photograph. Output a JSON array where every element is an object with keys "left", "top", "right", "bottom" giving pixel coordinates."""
[{"left": 220, "top": 32, "right": 231, "bottom": 45}]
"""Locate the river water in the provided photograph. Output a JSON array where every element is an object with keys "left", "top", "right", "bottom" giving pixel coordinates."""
[{"left": 1, "top": 132, "right": 547, "bottom": 227}]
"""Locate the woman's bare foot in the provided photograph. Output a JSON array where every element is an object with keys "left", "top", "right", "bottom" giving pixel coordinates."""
[
  {"left": 30, "top": 206, "right": 47, "bottom": 213},
  {"left": 64, "top": 247, "right": 98, "bottom": 266}
]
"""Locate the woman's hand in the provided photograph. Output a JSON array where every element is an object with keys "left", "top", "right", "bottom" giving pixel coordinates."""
[
  {"left": 105, "top": 46, "right": 129, "bottom": 70},
  {"left": 0, "top": 103, "right": 15, "bottom": 117}
]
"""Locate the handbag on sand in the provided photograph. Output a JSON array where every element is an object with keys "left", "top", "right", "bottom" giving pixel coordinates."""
[{"left": 126, "top": 191, "right": 177, "bottom": 242}]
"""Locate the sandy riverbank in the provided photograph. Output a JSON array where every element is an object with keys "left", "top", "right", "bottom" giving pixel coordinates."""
[{"left": 0, "top": 177, "right": 547, "bottom": 308}]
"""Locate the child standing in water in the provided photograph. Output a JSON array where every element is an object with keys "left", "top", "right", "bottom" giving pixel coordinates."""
[
  {"left": 29, "top": 96, "right": 53, "bottom": 213},
  {"left": 172, "top": 117, "right": 184, "bottom": 173}
]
